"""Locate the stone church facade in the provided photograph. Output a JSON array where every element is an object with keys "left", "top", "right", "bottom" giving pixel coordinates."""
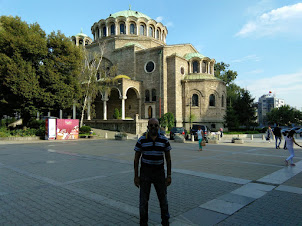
[{"left": 72, "top": 9, "right": 226, "bottom": 132}]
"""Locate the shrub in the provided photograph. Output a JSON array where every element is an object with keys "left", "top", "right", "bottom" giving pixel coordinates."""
[{"left": 79, "top": 126, "right": 91, "bottom": 134}]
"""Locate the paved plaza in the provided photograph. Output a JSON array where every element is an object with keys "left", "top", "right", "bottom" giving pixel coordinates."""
[{"left": 0, "top": 137, "right": 302, "bottom": 225}]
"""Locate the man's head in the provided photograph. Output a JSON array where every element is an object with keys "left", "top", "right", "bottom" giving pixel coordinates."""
[{"left": 148, "top": 118, "right": 159, "bottom": 136}]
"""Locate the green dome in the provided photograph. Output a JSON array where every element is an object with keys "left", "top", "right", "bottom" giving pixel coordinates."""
[
  {"left": 184, "top": 53, "right": 206, "bottom": 60},
  {"left": 75, "top": 29, "right": 88, "bottom": 37},
  {"left": 109, "top": 10, "right": 151, "bottom": 20}
]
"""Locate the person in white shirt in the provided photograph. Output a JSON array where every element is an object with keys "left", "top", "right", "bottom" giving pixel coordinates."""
[
  {"left": 284, "top": 130, "right": 302, "bottom": 166},
  {"left": 197, "top": 126, "right": 204, "bottom": 151}
]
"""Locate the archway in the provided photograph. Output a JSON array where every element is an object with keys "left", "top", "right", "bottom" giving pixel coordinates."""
[{"left": 125, "top": 88, "right": 139, "bottom": 119}]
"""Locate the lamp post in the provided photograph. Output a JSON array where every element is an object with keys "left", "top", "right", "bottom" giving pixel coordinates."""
[{"left": 187, "top": 97, "right": 192, "bottom": 139}]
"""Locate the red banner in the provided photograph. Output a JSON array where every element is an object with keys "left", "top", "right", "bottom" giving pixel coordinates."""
[{"left": 56, "top": 119, "right": 79, "bottom": 140}]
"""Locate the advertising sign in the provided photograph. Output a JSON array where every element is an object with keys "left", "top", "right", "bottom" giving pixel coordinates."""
[
  {"left": 56, "top": 119, "right": 79, "bottom": 140},
  {"left": 45, "top": 118, "right": 56, "bottom": 140}
]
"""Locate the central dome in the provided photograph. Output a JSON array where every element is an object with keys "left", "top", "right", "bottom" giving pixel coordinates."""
[{"left": 109, "top": 10, "right": 151, "bottom": 20}]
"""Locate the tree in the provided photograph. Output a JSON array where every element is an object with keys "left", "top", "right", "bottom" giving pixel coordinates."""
[
  {"left": 40, "top": 31, "right": 83, "bottom": 115},
  {"left": 160, "top": 113, "right": 175, "bottom": 130},
  {"left": 0, "top": 16, "right": 48, "bottom": 124},
  {"left": 233, "top": 89, "right": 257, "bottom": 129},
  {"left": 267, "top": 105, "right": 302, "bottom": 126},
  {"left": 224, "top": 105, "right": 240, "bottom": 130},
  {"left": 79, "top": 41, "right": 117, "bottom": 127}
]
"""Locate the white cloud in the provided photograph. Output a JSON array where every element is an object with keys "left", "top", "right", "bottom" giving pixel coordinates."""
[
  {"left": 165, "top": 22, "right": 174, "bottom": 27},
  {"left": 232, "top": 54, "right": 261, "bottom": 63},
  {"left": 156, "top": 16, "right": 163, "bottom": 22},
  {"left": 238, "top": 70, "right": 302, "bottom": 109},
  {"left": 236, "top": 3, "right": 302, "bottom": 38},
  {"left": 246, "top": 69, "right": 264, "bottom": 74}
]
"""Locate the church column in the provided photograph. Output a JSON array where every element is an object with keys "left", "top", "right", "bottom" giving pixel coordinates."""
[
  {"left": 126, "top": 21, "right": 129, "bottom": 35},
  {"left": 199, "top": 61, "right": 202, "bottom": 73},
  {"left": 207, "top": 62, "right": 210, "bottom": 74},
  {"left": 106, "top": 24, "right": 109, "bottom": 37},
  {"left": 120, "top": 96, "right": 127, "bottom": 120},
  {"left": 138, "top": 98, "right": 142, "bottom": 119},
  {"left": 189, "top": 62, "right": 192, "bottom": 74},
  {"left": 102, "top": 97, "right": 109, "bottom": 120}
]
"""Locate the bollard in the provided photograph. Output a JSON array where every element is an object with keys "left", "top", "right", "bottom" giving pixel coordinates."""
[
  {"left": 262, "top": 135, "right": 265, "bottom": 140},
  {"left": 105, "top": 133, "right": 108, "bottom": 139},
  {"left": 251, "top": 135, "right": 253, "bottom": 140},
  {"left": 126, "top": 136, "right": 128, "bottom": 140},
  {"left": 191, "top": 135, "right": 194, "bottom": 142}
]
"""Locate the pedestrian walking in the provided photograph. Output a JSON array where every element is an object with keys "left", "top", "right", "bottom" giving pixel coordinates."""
[
  {"left": 273, "top": 125, "right": 282, "bottom": 149},
  {"left": 220, "top": 127, "right": 223, "bottom": 138},
  {"left": 266, "top": 126, "right": 273, "bottom": 143},
  {"left": 283, "top": 131, "right": 288, "bottom": 149},
  {"left": 284, "top": 130, "right": 302, "bottom": 167},
  {"left": 197, "top": 126, "right": 204, "bottom": 151},
  {"left": 134, "top": 118, "right": 172, "bottom": 226}
]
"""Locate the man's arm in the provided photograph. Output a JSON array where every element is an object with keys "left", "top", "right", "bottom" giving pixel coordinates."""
[
  {"left": 165, "top": 151, "right": 172, "bottom": 186},
  {"left": 134, "top": 151, "right": 141, "bottom": 187}
]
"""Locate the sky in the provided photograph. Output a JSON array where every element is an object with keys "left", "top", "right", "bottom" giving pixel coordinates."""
[{"left": 1, "top": 0, "right": 302, "bottom": 110}]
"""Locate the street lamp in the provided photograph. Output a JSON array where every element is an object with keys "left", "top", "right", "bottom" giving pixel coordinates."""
[{"left": 187, "top": 97, "right": 192, "bottom": 138}]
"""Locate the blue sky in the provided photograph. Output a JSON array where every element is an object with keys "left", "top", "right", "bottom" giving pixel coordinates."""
[{"left": 1, "top": 0, "right": 302, "bottom": 110}]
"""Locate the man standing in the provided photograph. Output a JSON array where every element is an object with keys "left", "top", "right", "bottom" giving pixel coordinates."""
[
  {"left": 273, "top": 125, "right": 282, "bottom": 149},
  {"left": 134, "top": 118, "right": 172, "bottom": 226}
]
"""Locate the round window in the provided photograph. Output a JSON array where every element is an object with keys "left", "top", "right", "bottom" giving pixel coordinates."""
[
  {"left": 145, "top": 61, "right": 155, "bottom": 73},
  {"left": 180, "top": 67, "right": 185, "bottom": 75}
]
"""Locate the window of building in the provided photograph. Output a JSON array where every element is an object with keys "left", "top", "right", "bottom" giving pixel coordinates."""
[
  {"left": 193, "top": 61, "right": 199, "bottom": 73},
  {"left": 79, "top": 39, "right": 83, "bottom": 45},
  {"left": 209, "top": 94, "right": 215, "bottom": 106},
  {"left": 152, "top": 89, "right": 156, "bottom": 101},
  {"left": 103, "top": 26, "right": 106, "bottom": 37},
  {"left": 211, "top": 124, "right": 216, "bottom": 129},
  {"left": 202, "top": 62, "right": 206, "bottom": 73},
  {"left": 145, "top": 61, "right": 155, "bottom": 73},
  {"left": 156, "top": 29, "right": 160, "bottom": 39},
  {"left": 180, "top": 67, "right": 185, "bottom": 75},
  {"left": 145, "top": 90, "right": 150, "bottom": 102},
  {"left": 192, "top": 94, "right": 198, "bottom": 106},
  {"left": 221, "top": 95, "right": 224, "bottom": 107},
  {"left": 120, "top": 24, "right": 125, "bottom": 34},
  {"left": 130, "top": 23, "right": 135, "bottom": 34},
  {"left": 149, "top": 27, "right": 153, "bottom": 37},
  {"left": 110, "top": 24, "right": 115, "bottom": 35},
  {"left": 140, "top": 24, "right": 145, "bottom": 35}
]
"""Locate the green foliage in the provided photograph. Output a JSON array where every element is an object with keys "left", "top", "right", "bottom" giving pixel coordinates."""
[
  {"left": 113, "top": 108, "right": 121, "bottom": 119},
  {"left": 0, "top": 16, "right": 83, "bottom": 125},
  {"left": 214, "top": 62, "right": 238, "bottom": 86},
  {"left": 160, "top": 112, "right": 175, "bottom": 130},
  {"left": 0, "top": 127, "right": 10, "bottom": 137},
  {"left": 266, "top": 105, "right": 302, "bottom": 126},
  {"left": 79, "top": 126, "right": 91, "bottom": 134}
]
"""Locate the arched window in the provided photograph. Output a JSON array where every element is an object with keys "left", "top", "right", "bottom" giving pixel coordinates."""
[
  {"left": 202, "top": 62, "right": 206, "bottom": 73},
  {"left": 222, "top": 95, "right": 224, "bottom": 107},
  {"left": 149, "top": 27, "right": 153, "bottom": 37},
  {"left": 192, "top": 94, "right": 198, "bottom": 106},
  {"left": 193, "top": 61, "right": 199, "bottom": 73},
  {"left": 110, "top": 24, "right": 115, "bottom": 35},
  {"left": 152, "top": 89, "right": 156, "bottom": 101},
  {"left": 130, "top": 23, "right": 135, "bottom": 34},
  {"left": 156, "top": 29, "right": 160, "bottom": 39},
  {"left": 145, "top": 90, "right": 150, "bottom": 102},
  {"left": 102, "top": 26, "right": 106, "bottom": 37},
  {"left": 209, "top": 94, "right": 215, "bottom": 106},
  {"left": 120, "top": 24, "right": 125, "bottom": 34},
  {"left": 140, "top": 24, "right": 145, "bottom": 35}
]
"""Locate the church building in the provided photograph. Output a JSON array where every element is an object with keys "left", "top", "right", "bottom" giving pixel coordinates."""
[{"left": 72, "top": 8, "right": 226, "bottom": 133}]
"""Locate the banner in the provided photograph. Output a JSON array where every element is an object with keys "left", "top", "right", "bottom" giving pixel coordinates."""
[
  {"left": 56, "top": 119, "right": 79, "bottom": 140},
  {"left": 45, "top": 118, "right": 56, "bottom": 140}
]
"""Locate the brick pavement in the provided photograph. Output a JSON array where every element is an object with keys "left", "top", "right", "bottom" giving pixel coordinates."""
[{"left": 0, "top": 137, "right": 302, "bottom": 225}]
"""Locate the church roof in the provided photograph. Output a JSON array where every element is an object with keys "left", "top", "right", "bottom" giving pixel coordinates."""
[
  {"left": 109, "top": 9, "right": 151, "bottom": 20},
  {"left": 184, "top": 53, "right": 206, "bottom": 60},
  {"left": 74, "top": 29, "right": 88, "bottom": 37},
  {"left": 124, "top": 42, "right": 145, "bottom": 49}
]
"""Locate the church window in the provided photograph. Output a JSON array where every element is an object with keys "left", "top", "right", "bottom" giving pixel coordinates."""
[
  {"left": 209, "top": 94, "right": 215, "bottom": 107},
  {"left": 110, "top": 24, "right": 115, "bottom": 35},
  {"left": 145, "top": 90, "right": 150, "bottom": 102},
  {"left": 202, "top": 62, "right": 206, "bottom": 73},
  {"left": 103, "top": 26, "right": 106, "bottom": 37},
  {"left": 130, "top": 23, "right": 135, "bottom": 34},
  {"left": 140, "top": 24, "right": 145, "bottom": 35},
  {"left": 222, "top": 95, "right": 224, "bottom": 107},
  {"left": 180, "top": 67, "right": 185, "bottom": 75},
  {"left": 156, "top": 29, "right": 160, "bottom": 39},
  {"left": 145, "top": 61, "right": 155, "bottom": 73},
  {"left": 193, "top": 61, "right": 199, "bottom": 73},
  {"left": 120, "top": 24, "right": 125, "bottom": 34},
  {"left": 152, "top": 89, "right": 156, "bottom": 101},
  {"left": 149, "top": 27, "right": 153, "bottom": 37},
  {"left": 79, "top": 39, "right": 83, "bottom": 45},
  {"left": 192, "top": 94, "right": 198, "bottom": 106},
  {"left": 211, "top": 124, "right": 216, "bottom": 129}
]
